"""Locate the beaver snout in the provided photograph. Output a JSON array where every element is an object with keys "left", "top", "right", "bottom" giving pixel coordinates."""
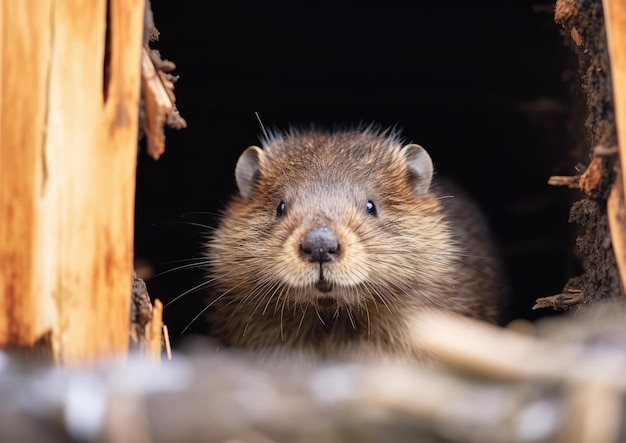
[{"left": 300, "top": 227, "right": 340, "bottom": 263}]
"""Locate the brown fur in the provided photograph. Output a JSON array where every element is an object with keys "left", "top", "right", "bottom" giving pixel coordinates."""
[{"left": 206, "top": 126, "right": 506, "bottom": 360}]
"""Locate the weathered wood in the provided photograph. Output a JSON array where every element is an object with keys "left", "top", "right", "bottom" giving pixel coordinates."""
[
  {"left": 603, "top": 0, "right": 626, "bottom": 293},
  {"left": 608, "top": 174, "right": 626, "bottom": 293},
  {"left": 141, "top": 48, "right": 187, "bottom": 160},
  {"left": 0, "top": 1, "right": 55, "bottom": 350},
  {"left": 0, "top": 0, "right": 145, "bottom": 363},
  {"left": 148, "top": 299, "right": 163, "bottom": 363}
]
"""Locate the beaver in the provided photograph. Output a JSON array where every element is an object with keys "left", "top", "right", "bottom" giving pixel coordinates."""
[{"left": 205, "top": 126, "right": 506, "bottom": 360}]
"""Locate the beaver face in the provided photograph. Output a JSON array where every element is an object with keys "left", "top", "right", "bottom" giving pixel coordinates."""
[
  {"left": 269, "top": 180, "right": 377, "bottom": 308},
  {"left": 209, "top": 128, "right": 456, "bottom": 313}
]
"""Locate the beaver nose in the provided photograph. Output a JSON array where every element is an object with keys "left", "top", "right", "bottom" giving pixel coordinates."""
[{"left": 301, "top": 228, "right": 340, "bottom": 263}]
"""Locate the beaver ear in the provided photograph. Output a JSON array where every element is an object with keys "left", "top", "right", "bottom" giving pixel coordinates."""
[
  {"left": 401, "top": 143, "right": 434, "bottom": 196},
  {"left": 235, "top": 145, "right": 265, "bottom": 200}
]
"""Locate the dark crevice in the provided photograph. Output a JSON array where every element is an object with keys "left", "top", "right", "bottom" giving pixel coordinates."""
[{"left": 102, "top": 0, "right": 112, "bottom": 103}]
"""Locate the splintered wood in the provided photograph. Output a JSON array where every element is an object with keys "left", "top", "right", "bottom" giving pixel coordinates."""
[
  {"left": 148, "top": 299, "right": 164, "bottom": 363},
  {"left": 129, "top": 271, "right": 166, "bottom": 362},
  {"left": 0, "top": 0, "right": 144, "bottom": 363},
  {"left": 141, "top": 47, "right": 187, "bottom": 160}
]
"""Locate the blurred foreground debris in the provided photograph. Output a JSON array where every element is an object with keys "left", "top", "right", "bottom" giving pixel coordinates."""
[{"left": 2, "top": 301, "right": 626, "bottom": 443}]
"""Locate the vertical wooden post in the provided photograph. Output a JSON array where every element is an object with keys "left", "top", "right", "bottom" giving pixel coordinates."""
[
  {"left": 604, "top": 0, "right": 626, "bottom": 293},
  {"left": 0, "top": 1, "right": 53, "bottom": 353},
  {"left": 0, "top": 0, "right": 145, "bottom": 363}
]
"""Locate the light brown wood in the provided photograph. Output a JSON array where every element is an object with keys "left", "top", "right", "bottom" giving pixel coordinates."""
[
  {"left": 0, "top": 0, "right": 55, "bottom": 348},
  {"left": 142, "top": 48, "right": 172, "bottom": 160},
  {"left": 0, "top": 0, "right": 145, "bottom": 363},
  {"left": 603, "top": 0, "right": 626, "bottom": 294},
  {"left": 413, "top": 309, "right": 626, "bottom": 387},
  {"left": 608, "top": 174, "right": 626, "bottom": 291},
  {"left": 414, "top": 311, "right": 578, "bottom": 381},
  {"left": 148, "top": 299, "right": 163, "bottom": 363},
  {"left": 163, "top": 324, "right": 172, "bottom": 360},
  {"left": 140, "top": 47, "right": 187, "bottom": 160}
]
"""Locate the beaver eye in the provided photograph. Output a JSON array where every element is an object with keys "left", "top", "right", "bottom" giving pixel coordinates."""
[
  {"left": 276, "top": 200, "right": 286, "bottom": 218},
  {"left": 366, "top": 200, "right": 377, "bottom": 216}
]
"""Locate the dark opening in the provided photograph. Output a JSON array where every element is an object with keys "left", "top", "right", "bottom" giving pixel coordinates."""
[{"left": 135, "top": 0, "right": 587, "bottom": 343}]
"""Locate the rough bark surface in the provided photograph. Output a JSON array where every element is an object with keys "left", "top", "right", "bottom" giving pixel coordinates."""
[{"left": 553, "top": 0, "right": 625, "bottom": 306}]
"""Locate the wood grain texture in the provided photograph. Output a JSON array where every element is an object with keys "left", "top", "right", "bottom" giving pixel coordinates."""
[
  {"left": 603, "top": 0, "right": 626, "bottom": 295},
  {"left": 0, "top": 1, "right": 54, "bottom": 347},
  {"left": 0, "top": 0, "right": 145, "bottom": 363}
]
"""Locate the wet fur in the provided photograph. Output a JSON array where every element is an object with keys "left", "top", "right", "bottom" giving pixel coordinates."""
[{"left": 206, "top": 126, "right": 505, "bottom": 360}]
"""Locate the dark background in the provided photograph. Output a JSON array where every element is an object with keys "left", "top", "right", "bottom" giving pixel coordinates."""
[{"left": 136, "top": 0, "right": 587, "bottom": 343}]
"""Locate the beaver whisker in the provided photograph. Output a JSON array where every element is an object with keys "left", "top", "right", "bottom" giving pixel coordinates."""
[
  {"left": 179, "top": 282, "right": 242, "bottom": 337},
  {"left": 363, "top": 295, "right": 371, "bottom": 338},
  {"left": 180, "top": 210, "right": 223, "bottom": 219},
  {"left": 313, "top": 304, "right": 326, "bottom": 326},
  {"left": 362, "top": 281, "right": 395, "bottom": 316},
  {"left": 273, "top": 284, "right": 290, "bottom": 315},
  {"left": 279, "top": 292, "right": 288, "bottom": 341},
  {"left": 222, "top": 276, "right": 270, "bottom": 314},
  {"left": 262, "top": 282, "right": 283, "bottom": 315},
  {"left": 149, "top": 258, "right": 211, "bottom": 280},
  {"left": 295, "top": 303, "right": 309, "bottom": 337},
  {"left": 179, "top": 303, "right": 213, "bottom": 337},
  {"left": 241, "top": 279, "right": 282, "bottom": 336},
  {"left": 222, "top": 279, "right": 279, "bottom": 341},
  {"left": 241, "top": 279, "right": 284, "bottom": 337},
  {"left": 152, "top": 220, "right": 217, "bottom": 231},
  {"left": 346, "top": 305, "right": 357, "bottom": 331},
  {"left": 164, "top": 277, "right": 219, "bottom": 309}
]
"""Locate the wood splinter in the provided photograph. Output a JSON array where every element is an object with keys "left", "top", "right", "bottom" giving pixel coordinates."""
[
  {"left": 130, "top": 272, "right": 167, "bottom": 363},
  {"left": 141, "top": 47, "right": 187, "bottom": 160},
  {"left": 533, "top": 288, "right": 584, "bottom": 311},
  {"left": 147, "top": 299, "right": 164, "bottom": 364},
  {"left": 548, "top": 155, "right": 612, "bottom": 198}
]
